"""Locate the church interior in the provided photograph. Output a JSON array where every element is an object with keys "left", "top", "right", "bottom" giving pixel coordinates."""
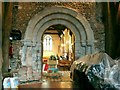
[{"left": 0, "top": 1, "right": 120, "bottom": 89}]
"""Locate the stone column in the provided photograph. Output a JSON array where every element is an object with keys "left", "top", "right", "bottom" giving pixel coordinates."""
[
  {"left": 19, "top": 40, "right": 43, "bottom": 81},
  {"left": 21, "top": 45, "right": 27, "bottom": 66},
  {"left": 81, "top": 41, "right": 87, "bottom": 54},
  {"left": 87, "top": 45, "right": 95, "bottom": 54},
  {"left": 26, "top": 46, "right": 32, "bottom": 66},
  {"left": 81, "top": 41, "right": 94, "bottom": 55},
  {"left": 36, "top": 42, "right": 42, "bottom": 80},
  {"left": 32, "top": 42, "right": 38, "bottom": 71},
  {"left": 28, "top": 42, "right": 42, "bottom": 80},
  {"left": 24, "top": 41, "right": 35, "bottom": 81},
  {"left": 86, "top": 46, "right": 91, "bottom": 55},
  {"left": 21, "top": 40, "right": 32, "bottom": 66},
  {"left": 75, "top": 41, "right": 86, "bottom": 59},
  {"left": 87, "top": 41, "right": 95, "bottom": 54},
  {"left": 20, "top": 40, "right": 34, "bottom": 81},
  {"left": 75, "top": 41, "right": 94, "bottom": 60}
]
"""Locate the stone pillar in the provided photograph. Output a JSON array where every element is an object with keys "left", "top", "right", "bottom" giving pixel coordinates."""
[
  {"left": 19, "top": 40, "right": 46, "bottom": 81},
  {"left": 86, "top": 46, "right": 91, "bottom": 55},
  {"left": 32, "top": 44, "right": 39, "bottom": 80},
  {"left": 82, "top": 42, "right": 94, "bottom": 55},
  {"left": 20, "top": 41, "right": 42, "bottom": 81},
  {"left": 19, "top": 40, "right": 33, "bottom": 81},
  {"left": 32, "top": 42, "right": 42, "bottom": 80},
  {"left": 88, "top": 45, "right": 95, "bottom": 54},
  {"left": 36, "top": 43, "right": 42, "bottom": 71},
  {"left": 74, "top": 40, "right": 94, "bottom": 60},
  {"left": 75, "top": 41, "right": 86, "bottom": 59},
  {"left": 87, "top": 40, "right": 95, "bottom": 54},
  {"left": 21, "top": 40, "right": 32, "bottom": 66},
  {"left": 81, "top": 42, "right": 87, "bottom": 55},
  {"left": 26, "top": 46, "right": 32, "bottom": 66},
  {"left": 21, "top": 45, "right": 27, "bottom": 66},
  {"left": 31, "top": 42, "right": 38, "bottom": 71},
  {"left": 21, "top": 41, "right": 28, "bottom": 66}
]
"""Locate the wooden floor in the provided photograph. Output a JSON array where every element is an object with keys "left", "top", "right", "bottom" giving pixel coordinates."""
[
  {"left": 18, "top": 71, "right": 78, "bottom": 89},
  {"left": 18, "top": 71, "right": 94, "bottom": 90},
  {"left": 18, "top": 81, "right": 94, "bottom": 90},
  {"left": 19, "top": 81, "right": 74, "bottom": 89}
]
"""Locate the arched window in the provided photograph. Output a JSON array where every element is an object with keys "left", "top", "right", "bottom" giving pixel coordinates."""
[{"left": 43, "top": 35, "right": 52, "bottom": 51}]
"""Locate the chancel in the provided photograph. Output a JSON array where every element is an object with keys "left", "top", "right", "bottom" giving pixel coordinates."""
[{"left": 1, "top": 1, "right": 120, "bottom": 90}]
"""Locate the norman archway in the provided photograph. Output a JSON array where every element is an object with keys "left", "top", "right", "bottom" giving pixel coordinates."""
[{"left": 20, "top": 6, "right": 95, "bottom": 80}]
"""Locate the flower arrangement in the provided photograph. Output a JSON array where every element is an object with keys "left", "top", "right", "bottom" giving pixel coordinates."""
[{"left": 49, "top": 55, "right": 57, "bottom": 60}]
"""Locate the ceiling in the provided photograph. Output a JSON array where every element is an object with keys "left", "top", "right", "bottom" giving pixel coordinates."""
[
  {"left": 44, "top": 24, "right": 73, "bottom": 37},
  {"left": 44, "top": 24, "right": 67, "bottom": 36}
]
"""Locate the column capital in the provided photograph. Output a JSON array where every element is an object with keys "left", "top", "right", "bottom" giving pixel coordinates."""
[
  {"left": 80, "top": 41, "right": 86, "bottom": 47},
  {"left": 21, "top": 40, "right": 32, "bottom": 46},
  {"left": 86, "top": 40, "right": 93, "bottom": 46}
]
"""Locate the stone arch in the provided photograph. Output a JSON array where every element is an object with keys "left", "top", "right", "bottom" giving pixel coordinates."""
[
  {"left": 20, "top": 6, "right": 95, "bottom": 81},
  {"left": 25, "top": 7, "right": 94, "bottom": 45}
]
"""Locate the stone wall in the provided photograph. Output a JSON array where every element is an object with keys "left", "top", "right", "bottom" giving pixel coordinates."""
[
  {"left": 9, "top": 41, "right": 21, "bottom": 72},
  {"left": 11, "top": 2, "right": 105, "bottom": 81},
  {"left": 12, "top": 2, "right": 104, "bottom": 52}
]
